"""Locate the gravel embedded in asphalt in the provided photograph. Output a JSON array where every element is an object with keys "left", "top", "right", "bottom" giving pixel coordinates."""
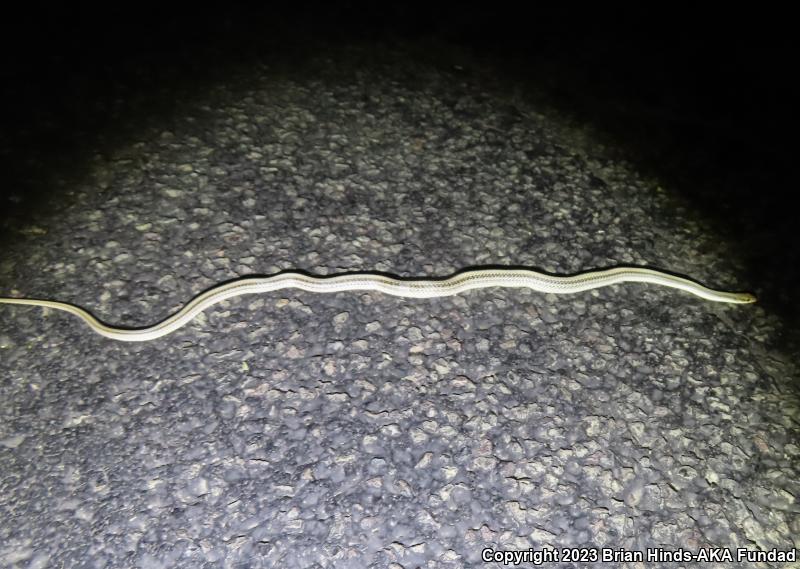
[{"left": 0, "top": 42, "right": 797, "bottom": 568}]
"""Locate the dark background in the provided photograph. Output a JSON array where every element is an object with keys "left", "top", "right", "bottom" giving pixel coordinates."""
[{"left": 1, "top": 5, "right": 796, "bottom": 338}]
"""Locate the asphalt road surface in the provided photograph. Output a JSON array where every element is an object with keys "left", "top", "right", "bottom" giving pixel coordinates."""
[{"left": 1, "top": 34, "right": 797, "bottom": 568}]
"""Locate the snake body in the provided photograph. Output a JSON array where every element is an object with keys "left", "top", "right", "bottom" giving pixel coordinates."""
[{"left": 0, "top": 267, "right": 756, "bottom": 342}]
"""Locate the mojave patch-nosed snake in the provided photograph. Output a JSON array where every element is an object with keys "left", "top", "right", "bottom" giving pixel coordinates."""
[{"left": 0, "top": 267, "right": 756, "bottom": 342}]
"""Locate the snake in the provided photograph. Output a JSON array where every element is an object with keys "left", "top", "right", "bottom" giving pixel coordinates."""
[{"left": 0, "top": 267, "right": 756, "bottom": 342}]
